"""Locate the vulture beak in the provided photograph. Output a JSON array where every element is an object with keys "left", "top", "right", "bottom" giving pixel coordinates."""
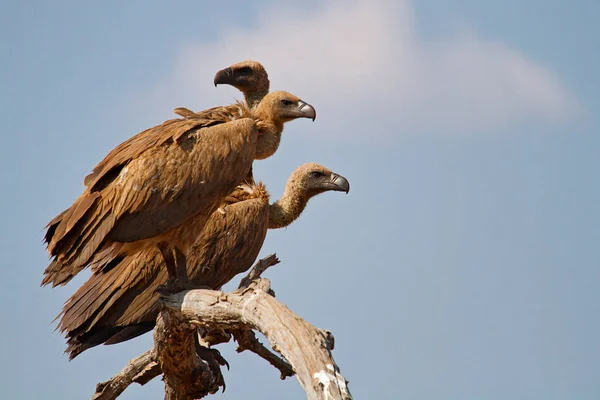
[
  {"left": 330, "top": 173, "right": 350, "bottom": 194},
  {"left": 297, "top": 100, "right": 316, "bottom": 121},
  {"left": 214, "top": 67, "right": 234, "bottom": 87}
]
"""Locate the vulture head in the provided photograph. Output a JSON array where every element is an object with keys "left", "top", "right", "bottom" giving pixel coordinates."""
[
  {"left": 255, "top": 91, "right": 316, "bottom": 123},
  {"left": 213, "top": 60, "right": 270, "bottom": 107},
  {"left": 268, "top": 163, "right": 349, "bottom": 229},
  {"left": 253, "top": 91, "right": 316, "bottom": 160},
  {"left": 291, "top": 163, "right": 350, "bottom": 196}
]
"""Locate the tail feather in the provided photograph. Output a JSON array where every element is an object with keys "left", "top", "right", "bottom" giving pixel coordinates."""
[
  {"left": 57, "top": 269, "right": 115, "bottom": 333},
  {"left": 58, "top": 252, "right": 137, "bottom": 334},
  {"left": 47, "top": 193, "right": 100, "bottom": 252},
  {"left": 65, "top": 324, "right": 152, "bottom": 360},
  {"left": 103, "top": 324, "right": 155, "bottom": 345},
  {"left": 41, "top": 260, "right": 76, "bottom": 288},
  {"left": 86, "top": 258, "right": 149, "bottom": 329},
  {"left": 57, "top": 249, "right": 163, "bottom": 358},
  {"left": 42, "top": 194, "right": 116, "bottom": 287}
]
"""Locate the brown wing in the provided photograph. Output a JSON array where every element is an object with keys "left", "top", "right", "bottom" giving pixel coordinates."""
[
  {"left": 83, "top": 103, "right": 248, "bottom": 189},
  {"left": 58, "top": 184, "right": 270, "bottom": 358},
  {"left": 43, "top": 116, "right": 257, "bottom": 287},
  {"left": 185, "top": 183, "right": 270, "bottom": 289},
  {"left": 106, "top": 121, "right": 255, "bottom": 242}
]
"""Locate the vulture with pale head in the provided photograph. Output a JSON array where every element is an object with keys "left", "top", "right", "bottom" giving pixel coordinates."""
[
  {"left": 42, "top": 90, "right": 316, "bottom": 290},
  {"left": 56, "top": 163, "right": 349, "bottom": 358}
]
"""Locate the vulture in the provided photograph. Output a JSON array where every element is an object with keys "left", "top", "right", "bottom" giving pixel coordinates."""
[
  {"left": 57, "top": 163, "right": 350, "bottom": 358},
  {"left": 213, "top": 60, "right": 270, "bottom": 108},
  {"left": 211, "top": 61, "right": 274, "bottom": 164},
  {"left": 180, "top": 60, "right": 277, "bottom": 161},
  {"left": 41, "top": 91, "right": 316, "bottom": 290}
]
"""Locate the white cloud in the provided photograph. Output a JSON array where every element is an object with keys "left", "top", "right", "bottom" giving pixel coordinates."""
[{"left": 137, "top": 0, "right": 578, "bottom": 136}]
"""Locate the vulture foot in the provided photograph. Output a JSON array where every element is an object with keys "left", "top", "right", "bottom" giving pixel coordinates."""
[
  {"left": 201, "top": 328, "right": 232, "bottom": 346},
  {"left": 195, "top": 344, "right": 230, "bottom": 372},
  {"left": 193, "top": 344, "right": 229, "bottom": 393}
]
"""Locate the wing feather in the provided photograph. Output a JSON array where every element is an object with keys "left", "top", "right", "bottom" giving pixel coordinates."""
[
  {"left": 58, "top": 183, "right": 270, "bottom": 357},
  {"left": 43, "top": 112, "right": 256, "bottom": 287}
]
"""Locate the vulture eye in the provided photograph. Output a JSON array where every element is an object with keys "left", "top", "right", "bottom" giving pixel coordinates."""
[
  {"left": 280, "top": 99, "right": 293, "bottom": 106},
  {"left": 238, "top": 66, "right": 252, "bottom": 74},
  {"left": 310, "top": 171, "right": 324, "bottom": 178}
]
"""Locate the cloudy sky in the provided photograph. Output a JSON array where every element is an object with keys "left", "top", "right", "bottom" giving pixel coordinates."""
[{"left": 1, "top": 0, "right": 599, "bottom": 398}]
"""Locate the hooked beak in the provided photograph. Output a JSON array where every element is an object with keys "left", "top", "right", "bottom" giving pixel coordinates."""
[
  {"left": 330, "top": 173, "right": 350, "bottom": 194},
  {"left": 214, "top": 67, "right": 234, "bottom": 87},
  {"left": 297, "top": 100, "right": 316, "bottom": 121}
]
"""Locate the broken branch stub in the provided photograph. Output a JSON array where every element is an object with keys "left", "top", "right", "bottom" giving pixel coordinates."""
[
  {"left": 91, "top": 349, "right": 157, "bottom": 400},
  {"left": 233, "top": 329, "right": 295, "bottom": 379}
]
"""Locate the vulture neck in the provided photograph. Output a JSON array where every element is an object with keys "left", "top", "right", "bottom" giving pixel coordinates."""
[
  {"left": 268, "top": 184, "right": 310, "bottom": 229},
  {"left": 245, "top": 88, "right": 269, "bottom": 109},
  {"left": 254, "top": 116, "right": 284, "bottom": 160}
]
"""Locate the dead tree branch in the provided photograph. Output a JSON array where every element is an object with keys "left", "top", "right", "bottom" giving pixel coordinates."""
[
  {"left": 237, "top": 253, "right": 280, "bottom": 289},
  {"left": 162, "top": 278, "right": 352, "bottom": 399},
  {"left": 233, "top": 329, "right": 295, "bottom": 379},
  {"left": 91, "top": 349, "right": 158, "bottom": 400},
  {"left": 230, "top": 253, "right": 294, "bottom": 379},
  {"left": 90, "top": 254, "right": 351, "bottom": 399}
]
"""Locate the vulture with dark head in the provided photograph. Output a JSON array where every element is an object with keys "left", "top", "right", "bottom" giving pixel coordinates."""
[
  {"left": 213, "top": 60, "right": 270, "bottom": 108},
  {"left": 42, "top": 91, "right": 316, "bottom": 290},
  {"left": 182, "top": 61, "right": 279, "bottom": 160},
  {"left": 57, "top": 163, "right": 350, "bottom": 358}
]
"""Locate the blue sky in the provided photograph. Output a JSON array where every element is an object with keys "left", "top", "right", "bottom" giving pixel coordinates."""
[{"left": 1, "top": 0, "right": 599, "bottom": 399}]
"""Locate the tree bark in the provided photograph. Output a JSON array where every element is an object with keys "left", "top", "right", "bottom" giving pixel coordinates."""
[{"left": 154, "top": 309, "right": 226, "bottom": 399}]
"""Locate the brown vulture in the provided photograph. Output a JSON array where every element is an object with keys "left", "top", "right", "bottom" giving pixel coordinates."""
[
  {"left": 56, "top": 163, "right": 350, "bottom": 358},
  {"left": 213, "top": 60, "right": 270, "bottom": 108},
  {"left": 177, "top": 60, "right": 277, "bottom": 161},
  {"left": 41, "top": 91, "right": 316, "bottom": 289}
]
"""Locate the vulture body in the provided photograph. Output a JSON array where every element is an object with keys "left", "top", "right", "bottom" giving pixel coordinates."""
[
  {"left": 42, "top": 91, "right": 315, "bottom": 288},
  {"left": 57, "top": 164, "right": 350, "bottom": 358}
]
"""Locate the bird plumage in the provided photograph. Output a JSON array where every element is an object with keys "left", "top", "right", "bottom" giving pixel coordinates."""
[
  {"left": 45, "top": 61, "right": 325, "bottom": 359},
  {"left": 57, "top": 164, "right": 349, "bottom": 358},
  {"left": 43, "top": 91, "right": 315, "bottom": 288},
  {"left": 42, "top": 112, "right": 256, "bottom": 287}
]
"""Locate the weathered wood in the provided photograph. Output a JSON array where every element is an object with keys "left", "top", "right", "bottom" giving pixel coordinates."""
[
  {"left": 132, "top": 362, "right": 161, "bottom": 386},
  {"left": 237, "top": 253, "right": 280, "bottom": 290},
  {"left": 154, "top": 309, "right": 226, "bottom": 399},
  {"left": 90, "top": 254, "right": 351, "bottom": 399},
  {"left": 91, "top": 349, "right": 157, "bottom": 400},
  {"left": 162, "top": 278, "right": 352, "bottom": 399},
  {"left": 233, "top": 329, "right": 295, "bottom": 379}
]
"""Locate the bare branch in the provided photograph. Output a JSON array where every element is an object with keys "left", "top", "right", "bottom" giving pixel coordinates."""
[
  {"left": 238, "top": 253, "right": 280, "bottom": 290},
  {"left": 233, "top": 329, "right": 295, "bottom": 379},
  {"left": 163, "top": 280, "right": 352, "bottom": 399},
  {"left": 132, "top": 362, "right": 161, "bottom": 386},
  {"left": 91, "top": 349, "right": 157, "bottom": 400},
  {"left": 90, "top": 254, "right": 350, "bottom": 399}
]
